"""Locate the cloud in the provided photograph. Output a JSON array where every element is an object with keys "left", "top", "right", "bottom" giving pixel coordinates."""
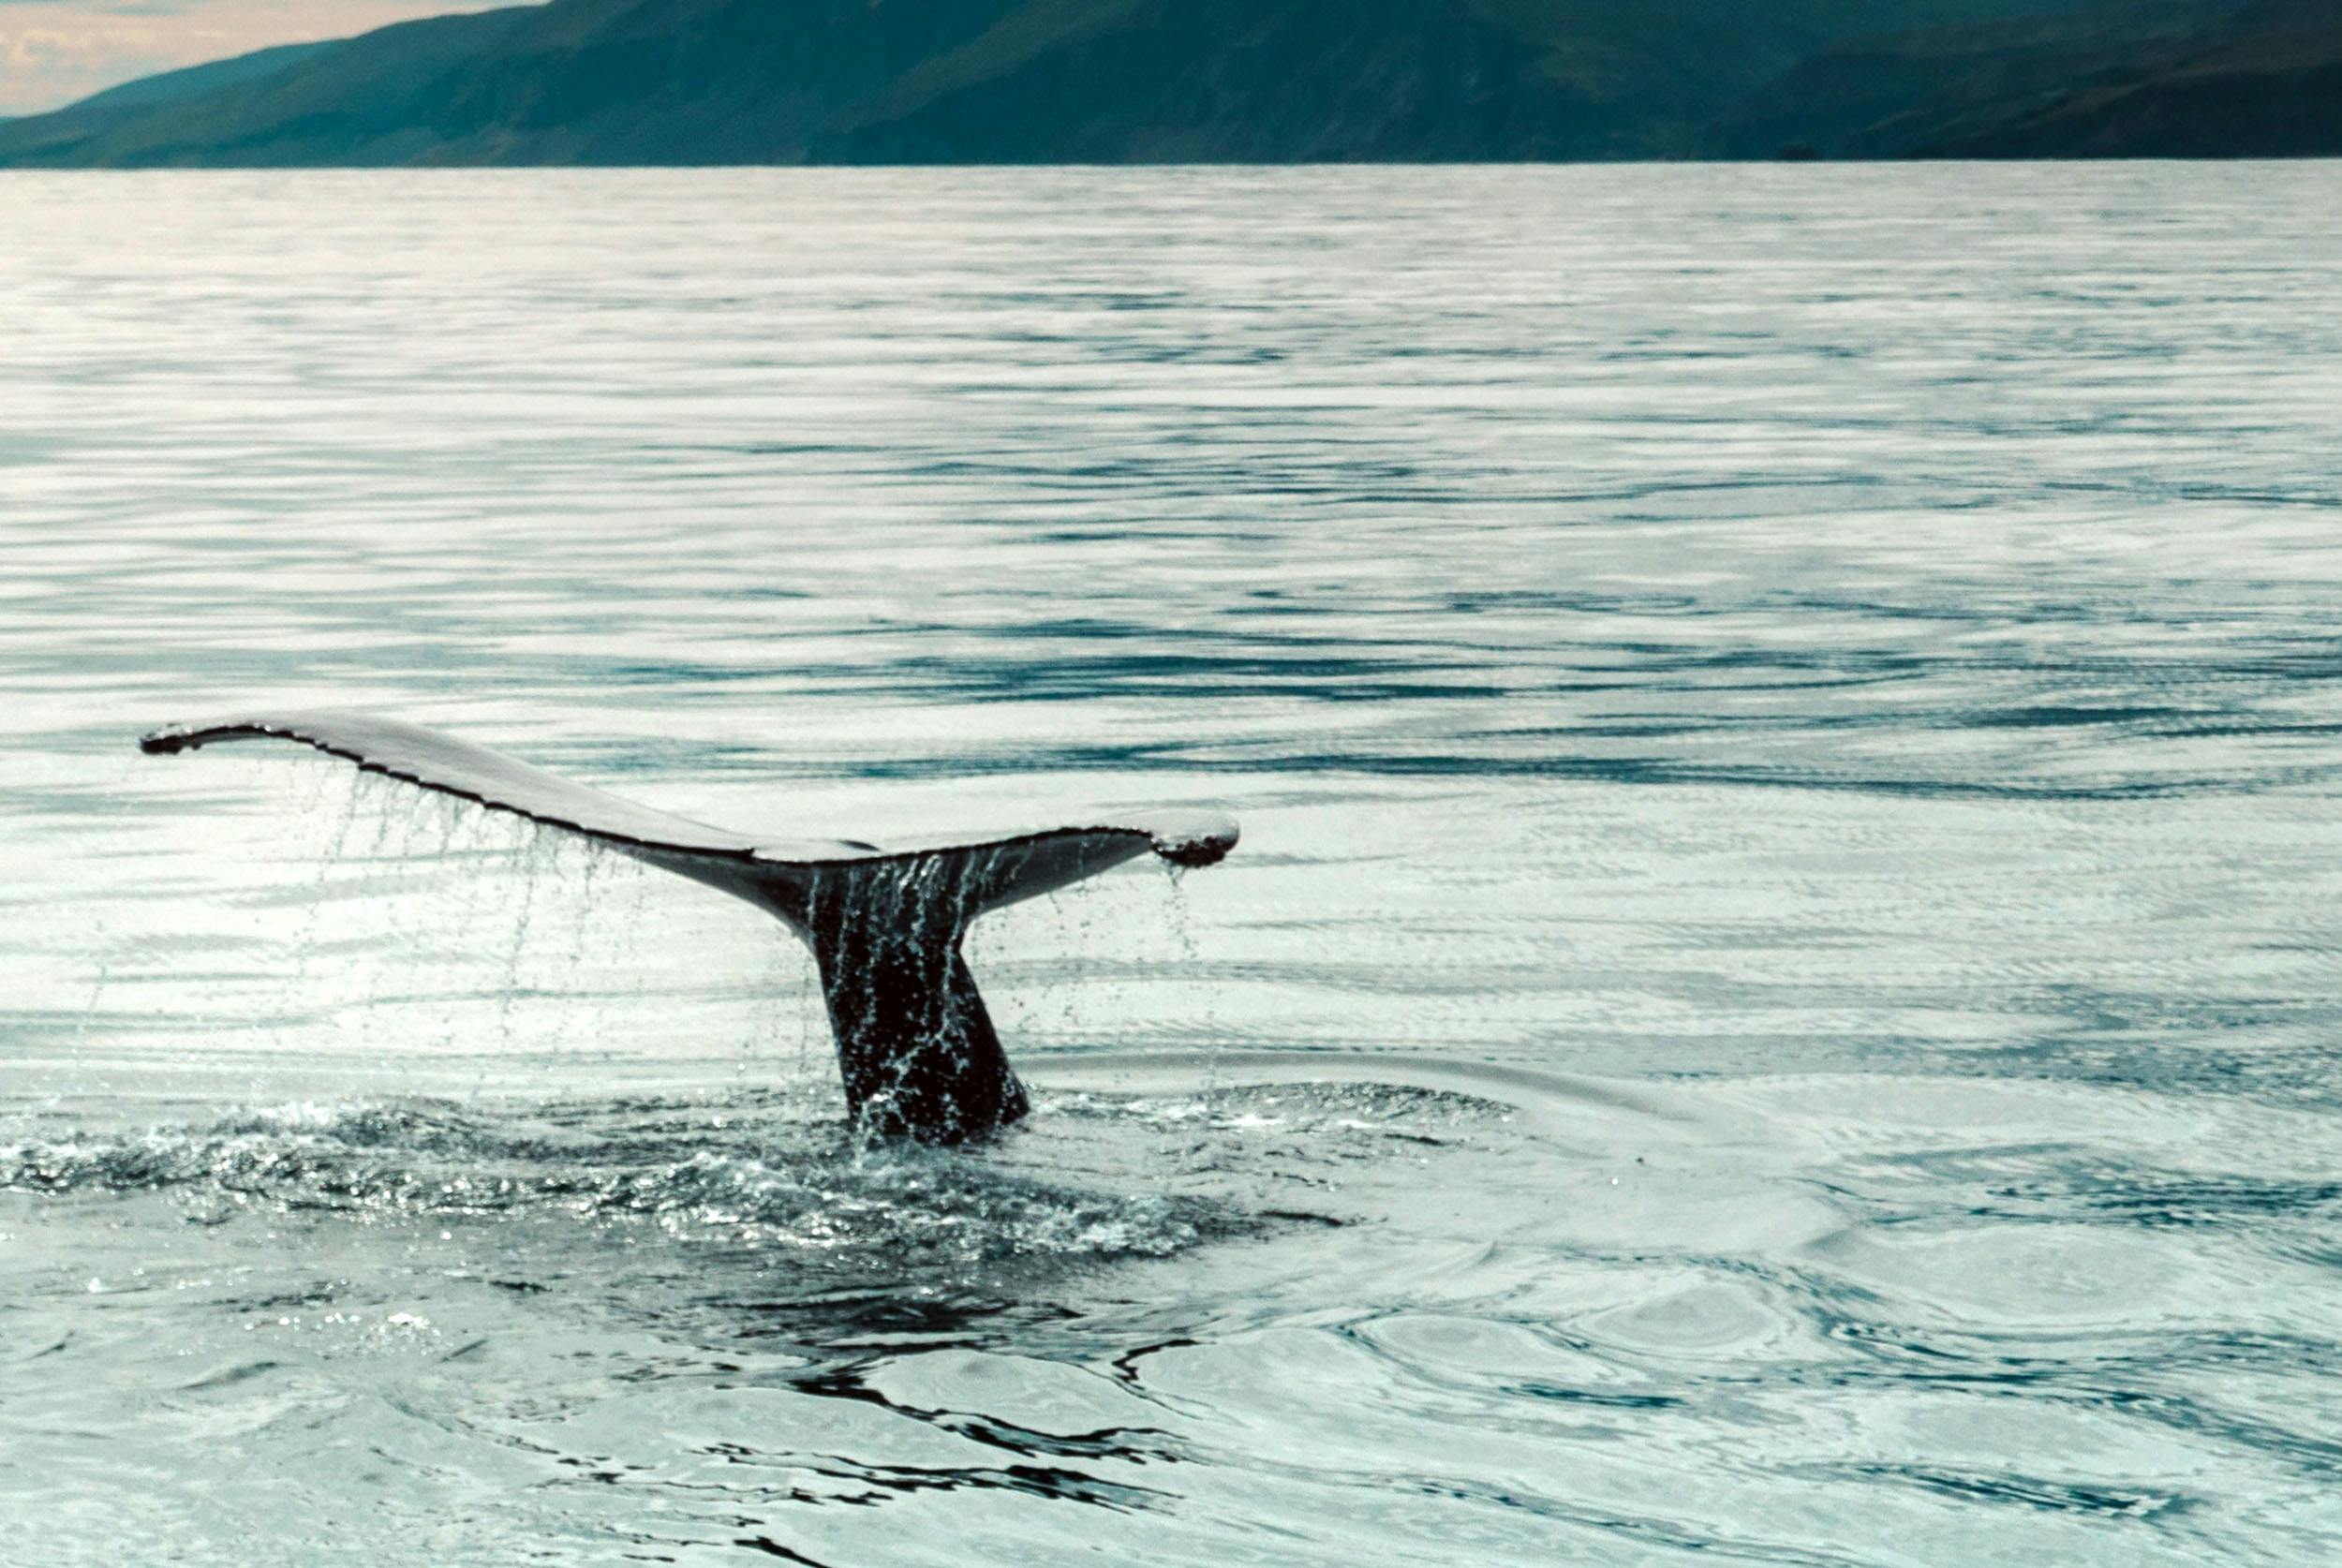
[{"left": 0, "top": 0, "right": 516, "bottom": 116}]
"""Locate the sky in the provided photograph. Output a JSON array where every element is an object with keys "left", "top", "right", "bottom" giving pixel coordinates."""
[{"left": 0, "top": 0, "right": 511, "bottom": 115}]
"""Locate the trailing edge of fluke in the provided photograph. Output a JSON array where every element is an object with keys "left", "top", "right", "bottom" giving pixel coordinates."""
[{"left": 139, "top": 712, "right": 1238, "bottom": 1145}]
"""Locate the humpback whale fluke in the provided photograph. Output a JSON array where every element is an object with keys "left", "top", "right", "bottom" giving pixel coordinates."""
[{"left": 139, "top": 713, "right": 1238, "bottom": 1145}]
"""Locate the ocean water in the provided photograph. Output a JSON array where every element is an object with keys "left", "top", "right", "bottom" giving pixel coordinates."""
[{"left": 4, "top": 164, "right": 2341, "bottom": 1565}]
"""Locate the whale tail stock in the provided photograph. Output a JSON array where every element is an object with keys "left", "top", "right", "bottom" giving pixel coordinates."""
[{"left": 139, "top": 713, "right": 1238, "bottom": 1145}]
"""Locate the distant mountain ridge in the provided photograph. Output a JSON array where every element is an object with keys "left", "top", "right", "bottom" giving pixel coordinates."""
[
  {"left": 64, "top": 39, "right": 343, "bottom": 116},
  {"left": 0, "top": 0, "right": 2332, "bottom": 167},
  {"left": 1720, "top": 0, "right": 2342, "bottom": 157}
]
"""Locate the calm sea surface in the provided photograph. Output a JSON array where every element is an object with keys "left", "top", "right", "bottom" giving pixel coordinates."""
[{"left": 3, "top": 165, "right": 2340, "bottom": 1565}]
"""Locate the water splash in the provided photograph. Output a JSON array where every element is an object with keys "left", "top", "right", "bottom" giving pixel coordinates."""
[
  {"left": 0, "top": 1087, "right": 1418, "bottom": 1265},
  {"left": 492, "top": 822, "right": 552, "bottom": 1057}
]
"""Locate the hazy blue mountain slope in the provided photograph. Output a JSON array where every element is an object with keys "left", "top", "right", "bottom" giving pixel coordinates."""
[
  {"left": 0, "top": 0, "right": 2299, "bottom": 167},
  {"left": 0, "top": 8, "right": 540, "bottom": 165},
  {"left": 0, "top": 37, "right": 348, "bottom": 162},
  {"left": 1931, "top": 0, "right": 2342, "bottom": 155},
  {"left": 0, "top": 0, "right": 1025, "bottom": 166},
  {"left": 428, "top": 0, "right": 1038, "bottom": 162},
  {"left": 1722, "top": 0, "right": 2341, "bottom": 156},
  {"left": 0, "top": 42, "right": 320, "bottom": 150},
  {"left": 70, "top": 40, "right": 342, "bottom": 114},
  {"left": 816, "top": 0, "right": 2094, "bottom": 161},
  {"left": 821, "top": 0, "right": 1623, "bottom": 161}
]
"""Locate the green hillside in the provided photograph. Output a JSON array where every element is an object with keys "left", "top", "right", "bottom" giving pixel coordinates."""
[
  {"left": 1722, "top": 0, "right": 2342, "bottom": 157},
  {"left": 0, "top": 0, "right": 2322, "bottom": 167}
]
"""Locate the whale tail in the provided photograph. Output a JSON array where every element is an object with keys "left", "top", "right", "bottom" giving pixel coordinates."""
[
  {"left": 797, "top": 862, "right": 1026, "bottom": 1141},
  {"left": 139, "top": 712, "right": 1238, "bottom": 1145}
]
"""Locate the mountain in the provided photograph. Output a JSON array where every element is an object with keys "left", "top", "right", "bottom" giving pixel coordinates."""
[
  {"left": 63, "top": 40, "right": 343, "bottom": 116},
  {"left": 0, "top": 7, "right": 541, "bottom": 166},
  {"left": 1721, "top": 0, "right": 2342, "bottom": 157},
  {"left": 0, "top": 0, "right": 2324, "bottom": 168},
  {"left": 807, "top": 0, "right": 2095, "bottom": 163},
  {"left": 0, "top": 40, "right": 337, "bottom": 157}
]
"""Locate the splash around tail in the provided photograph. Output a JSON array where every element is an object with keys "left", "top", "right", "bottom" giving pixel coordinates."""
[{"left": 139, "top": 712, "right": 1238, "bottom": 1145}]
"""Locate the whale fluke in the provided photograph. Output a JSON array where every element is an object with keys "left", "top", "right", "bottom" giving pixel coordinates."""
[{"left": 140, "top": 713, "right": 1237, "bottom": 1145}]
